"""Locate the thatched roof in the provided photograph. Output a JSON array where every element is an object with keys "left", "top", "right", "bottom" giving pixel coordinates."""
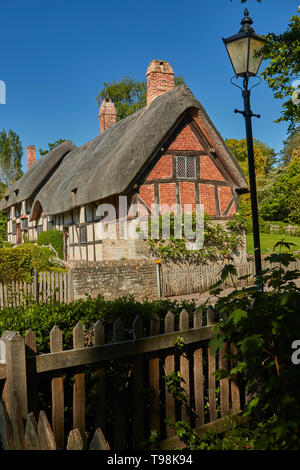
[
  {"left": 0, "top": 84, "right": 248, "bottom": 216},
  {"left": 0, "top": 140, "right": 76, "bottom": 210}
]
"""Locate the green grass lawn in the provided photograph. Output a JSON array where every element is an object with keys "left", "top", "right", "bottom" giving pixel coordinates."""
[{"left": 246, "top": 233, "right": 300, "bottom": 254}]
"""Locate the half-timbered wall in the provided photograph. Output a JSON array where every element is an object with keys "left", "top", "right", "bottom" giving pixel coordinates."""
[{"left": 137, "top": 117, "right": 238, "bottom": 218}]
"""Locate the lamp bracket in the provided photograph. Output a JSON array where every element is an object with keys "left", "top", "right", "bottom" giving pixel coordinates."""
[{"left": 234, "top": 109, "right": 261, "bottom": 119}]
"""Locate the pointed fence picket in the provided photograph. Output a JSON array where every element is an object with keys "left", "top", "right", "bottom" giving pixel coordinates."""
[
  {"left": 0, "top": 307, "right": 242, "bottom": 450},
  {"left": 161, "top": 259, "right": 300, "bottom": 297},
  {"left": 0, "top": 271, "right": 73, "bottom": 309}
]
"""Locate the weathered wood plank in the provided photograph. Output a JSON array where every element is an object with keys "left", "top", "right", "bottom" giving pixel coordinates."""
[
  {"left": 89, "top": 428, "right": 110, "bottom": 450},
  {"left": 164, "top": 312, "right": 175, "bottom": 438},
  {"left": 73, "top": 323, "right": 85, "bottom": 440},
  {"left": 179, "top": 310, "right": 190, "bottom": 424},
  {"left": 149, "top": 315, "right": 160, "bottom": 436},
  {"left": 11, "top": 392, "right": 26, "bottom": 450},
  {"left": 132, "top": 316, "right": 144, "bottom": 449},
  {"left": 1, "top": 331, "right": 28, "bottom": 419},
  {"left": 230, "top": 343, "right": 241, "bottom": 414},
  {"left": 112, "top": 317, "right": 126, "bottom": 450},
  {"left": 38, "top": 410, "right": 56, "bottom": 450},
  {"left": 207, "top": 306, "right": 217, "bottom": 422},
  {"left": 93, "top": 320, "right": 106, "bottom": 433},
  {"left": 193, "top": 309, "right": 204, "bottom": 427},
  {"left": 0, "top": 400, "right": 14, "bottom": 450},
  {"left": 66, "top": 428, "right": 84, "bottom": 450},
  {"left": 25, "top": 412, "right": 40, "bottom": 450},
  {"left": 219, "top": 341, "right": 230, "bottom": 418},
  {"left": 30, "top": 326, "right": 215, "bottom": 374},
  {"left": 50, "top": 325, "right": 65, "bottom": 449}
]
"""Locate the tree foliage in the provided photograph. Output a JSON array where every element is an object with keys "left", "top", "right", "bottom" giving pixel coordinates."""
[
  {"left": 96, "top": 76, "right": 185, "bottom": 121},
  {"left": 259, "top": 10, "right": 300, "bottom": 129},
  {"left": 258, "top": 151, "right": 300, "bottom": 224},
  {"left": 280, "top": 126, "right": 300, "bottom": 166},
  {"left": 225, "top": 138, "right": 274, "bottom": 217},
  {"left": 39, "top": 139, "right": 66, "bottom": 156},
  {"left": 140, "top": 213, "right": 245, "bottom": 265},
  {"left": 0, "top": 129, "right": 23, "bottom": 187}
]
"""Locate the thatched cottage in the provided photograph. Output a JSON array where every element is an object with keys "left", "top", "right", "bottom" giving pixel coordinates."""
[{"left": 0, "top": 60, "right": 247, "bottom": 262}]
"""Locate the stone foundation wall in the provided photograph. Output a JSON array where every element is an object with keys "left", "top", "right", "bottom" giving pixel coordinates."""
[{"left": 70, "top": 259, "right": 159, "bottom": 301}]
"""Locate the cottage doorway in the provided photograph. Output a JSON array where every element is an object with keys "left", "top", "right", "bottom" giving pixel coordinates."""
[{"left": 16, "top": 223, "right": 22, "bottom": 244}]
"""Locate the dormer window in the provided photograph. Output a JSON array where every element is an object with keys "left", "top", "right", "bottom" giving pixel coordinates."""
[{"left": 176, "top": 156, "right": 196, "bottom": 179}]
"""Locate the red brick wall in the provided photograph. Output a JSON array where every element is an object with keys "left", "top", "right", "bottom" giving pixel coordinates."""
[
  {"left": 199, "top": 183, "right": 216, "bottom": 215},
  {"left": 179, "top": 182, "right": 196, "bottom": 212},
  {"left": 138, "top": 115, "right": 237, "bottom": 218},
  {"left": 159, "top": 183, "right": 176, "bottom": 211},
  {"left": 168, "top": 122, "right": 204, "bottom": 151},
  {"left": 200, "top": 155, "right": 225, "bottom": 181},
  {"left": 147, "top": 155, "right": 172, "bottom": 180},
  {"left": 139, "top": 184, "right": 155, "bottom": 210},
  {"left": 218, "top": 186, "right": 233, "bottom": 214}
]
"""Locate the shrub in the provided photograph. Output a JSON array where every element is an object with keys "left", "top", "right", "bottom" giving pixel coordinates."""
[
  {"left": 0, "top": 244, "right": 64, "bottom": 283},
  {"left": 0, "top": 295, "right": 196, "bottom": 353},
  {"left": 208, "top": 242, "right": 300, "bottom": 449},
  {"left": 0, "top": 245, "right": 33, "bottom": 283},
  {"left": 37, "top": 230, "right": 64, "bottom": 259}
]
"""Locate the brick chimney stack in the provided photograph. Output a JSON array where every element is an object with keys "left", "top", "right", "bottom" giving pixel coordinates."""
[
  {"left": 146, "top": 60, "right": 175, "bottom": 106},
  {"left": 98, "top": 98, "right": 117, "bottom": 133},
  {"left": 27, "top": 145, "right": 36, "bottom": 170}
]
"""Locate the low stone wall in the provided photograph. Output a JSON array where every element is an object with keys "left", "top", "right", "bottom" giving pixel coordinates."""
[{"left": 70, "top": 259, "right": 159, "bottom": 301}]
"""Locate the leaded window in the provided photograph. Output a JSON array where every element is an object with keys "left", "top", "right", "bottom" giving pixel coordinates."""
[{"left": 176, "top": 156, "right": 196, "bottom": 179}]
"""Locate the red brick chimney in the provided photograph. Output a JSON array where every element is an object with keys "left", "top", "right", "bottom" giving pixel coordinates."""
[
  {"left": 146, "top": 60, "right": 175, "bottom": 106},
  {"left": 27, "top": 145, "right": 36, "bottom": 170},
  {"left": 98, "top": 98, "right": 117, "bottom": 133}
]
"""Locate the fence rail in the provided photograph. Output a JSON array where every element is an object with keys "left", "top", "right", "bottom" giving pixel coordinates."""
[
  {"left": 0, "top": 271, "right": 73, "bottom": 308},
  {"left": 0, "top": 307, "right": 242, "bottom": 450},
  {"left": 161, "top": 259, "right": 300, "bottom": 297}
]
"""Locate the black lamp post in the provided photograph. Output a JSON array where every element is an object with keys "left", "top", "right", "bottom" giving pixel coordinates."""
[{"left": 223, "top": 9, "right": 265, "bottom": 289}]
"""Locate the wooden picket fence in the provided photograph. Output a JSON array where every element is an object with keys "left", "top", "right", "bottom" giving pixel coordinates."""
[
  {"left": 0, "top": 307, "right": 243, "bottom": 450},
  {"left": 161, "top": 259, "right": 300, "bottom": 297},
  {"left": 0, "top": 396, "right": 110, "bottom": 450},
  {"left": 0, "top": 270, "right": 73, "bottom": 308}
]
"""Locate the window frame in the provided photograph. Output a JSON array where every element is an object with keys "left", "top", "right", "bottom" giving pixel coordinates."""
[
  {"left": 176, "top": 156, "right": 196, "bottom": 179},
  {"left": 79, "top": 225, "right": 87, "bottom": 244}
]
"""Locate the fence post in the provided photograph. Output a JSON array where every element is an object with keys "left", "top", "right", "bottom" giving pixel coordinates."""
[
  {"left": 1, "top": 331, "right": 28, "bottom": 419},
  {"left": 32, "top": 270, "right": 39, "bottom": 302},
  {"left": 67, "top": 270, "right": 74, "bottom": 302}
]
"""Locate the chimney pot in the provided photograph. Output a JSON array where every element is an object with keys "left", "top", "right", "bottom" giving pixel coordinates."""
[
  {"left": 27, "top": 145, "right": 36, "bottom": 170},
  {"left": 146, "top": 60, "right": 175, "bottom": 106},
  {"left": 98, "top": 98, "right": 117, "bottom": 133}
]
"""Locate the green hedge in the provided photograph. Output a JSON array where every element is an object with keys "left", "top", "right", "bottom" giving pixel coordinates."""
[
  {"left": 0, "top": 244, "right": 64, "bottom": 284},
  {"left": 0, "top": 295, "right": 197, "bottom": 353},
  {"left": 37, "top": 230, "right": 64, "bottom": 259}
]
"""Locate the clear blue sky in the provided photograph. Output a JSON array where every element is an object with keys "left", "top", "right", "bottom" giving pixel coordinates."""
[{"left": 0, "top": 0, "right": 298, "bottom": 171}]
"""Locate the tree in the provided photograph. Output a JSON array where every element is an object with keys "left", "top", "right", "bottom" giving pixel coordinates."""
[
  {"left": 96, "top": 76, "right": 185, "bottom": 121},
  {"left": 0, "top": 129, "right": 23, "bottom": 187},
  {"left": 257, "top": 152, "right": 300, "bottom": 224},
  {"left": 39, "top": 139, "right": 66, "bottom": 156},
  {"left": 259, "top": 10, "right": 300, "bottom": 129},
  {"left": 225, "top": 138, "right": 270, "bottom": 217},
  {"left": 280, "top": 127, "right": 300, "bottom": 166}
]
